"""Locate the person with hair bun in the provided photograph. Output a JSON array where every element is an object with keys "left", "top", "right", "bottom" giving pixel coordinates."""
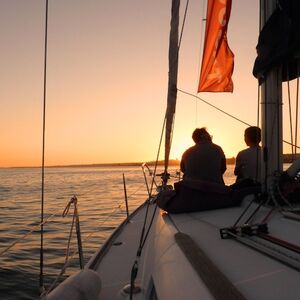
[{"left": 180, "top": 127, "right": 226, "bottom": 185}]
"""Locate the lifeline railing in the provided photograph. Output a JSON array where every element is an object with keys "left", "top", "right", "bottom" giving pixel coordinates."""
[
  {"left": 41, "top": 169, "right": 154, "bottom": 296},
  {"left": 1, "top": 166, "right": 165, "bottom": 297},
  {"left": 0, "top": 193, "right": 129, "bottom": 297}
]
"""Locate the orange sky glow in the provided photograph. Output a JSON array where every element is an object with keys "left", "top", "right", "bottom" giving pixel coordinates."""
[{"left": 0, "top": 1, "right": 298, "bottom": 168}]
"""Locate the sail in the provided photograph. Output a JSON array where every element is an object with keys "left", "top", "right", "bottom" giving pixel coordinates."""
[
  {"left": 164, "top": 0, "right": 180, "bottom": 176},
  {"left": 253, "top": 0, "right": 300, "bottom": 82},
  {"left": 198, "top": 0, "right": 234, "bottom": 93}
]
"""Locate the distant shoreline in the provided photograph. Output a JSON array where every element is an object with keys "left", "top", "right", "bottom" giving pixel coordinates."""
[{"left": 1, "top": 154, "right": 298, "bottom": 169}]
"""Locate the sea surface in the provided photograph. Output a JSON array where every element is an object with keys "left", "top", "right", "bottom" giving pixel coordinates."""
[{"left": 0, "top": 165, "right": 236, "bottom": 299}]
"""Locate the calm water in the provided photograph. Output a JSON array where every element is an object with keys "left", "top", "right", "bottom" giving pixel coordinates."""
[{"left": 0, "top": 165, "right": 236, "bottom": 299}]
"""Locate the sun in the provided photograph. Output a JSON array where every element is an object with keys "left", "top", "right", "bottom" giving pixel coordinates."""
[{"left": 170, "top": 136, "right": 194, "bottom": 160}]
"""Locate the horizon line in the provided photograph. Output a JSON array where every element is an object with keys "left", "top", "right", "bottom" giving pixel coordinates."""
[{"left": 0, "top": 158, "right": 238, "bottom": 169}]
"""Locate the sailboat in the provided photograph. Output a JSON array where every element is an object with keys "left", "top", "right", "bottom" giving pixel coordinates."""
[{"left": 47, "top": 0, "right": 300, "bottom": 299}]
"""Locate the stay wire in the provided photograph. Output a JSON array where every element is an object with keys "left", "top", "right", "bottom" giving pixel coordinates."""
[
  {"left": 295, "top": 65, "right": 300, "bottom": 155},
  {"left": 178, "top": 88, "right": 252, "bottom": 126},
  {"left": 136, "top": 116, "right": 166, "bottom": 259},
  {"left": 149, "top": 116, "right": 166, "bottom": 195},
  {"left": 178, "top": 0, "right": 189, "bottom": 49},
  {"left": 178, "top": 88, "right": 300, "bottom": 150},
  {"left": 40, "top": 0, "right": 48, "bottom": 292},
  {"left": 256, "top": 83, "right": 261, "bottom": 181},
  {"left": 287, "top": 80, "right": 294, "bottom": 157}
]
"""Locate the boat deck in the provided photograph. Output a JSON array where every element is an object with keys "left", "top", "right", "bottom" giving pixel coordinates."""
[{"left": 89, "top": 197, "right": 300, "bottom": 299}]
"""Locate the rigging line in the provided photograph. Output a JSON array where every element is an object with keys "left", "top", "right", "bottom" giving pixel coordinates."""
[
  {"left": 232, "top": 197, "right": 258, "bottom": 228},
  {"left": 287, "top": 80, "right": 294, "bottom": 157},
  {"left": 178, "top": 88, "right": 252, "bottom": 126},
  {"left": 127, "top": 113, "right": 165, "bottom": 298},
  {"left": 0, "top": 212, "right": 58, "bottom": 257},
  {"left": 179, "top": 87, "right": 300, "bottom": 150},
  {"left": 169, "top": 0, "right": 188, "bottom": 70},
  {"left": 194, "top": 0, "right": 207, "bottom": 126},
  {"left": 149, "top": 115, "right": 166, "bottom": 194},
  {"left": 256, "top": 83, "right": 261, "bottom": 181},
  {"left": 43, "top": 200, "right": 130, "bottom": 296},
  {"left": 295, "top": 69, "right": 299, "bottom": 155},
  {"left": 263, "top": 75, "right": 268, "bottom": 190},
  {"left": 282, "top": 139, "right": 300, "bottom": 150},
  {"left": 140, "top": 204, "right": 158, "bottom": 249},
  {"left": 79, "top": 203, "right": 127, "bottom": 244},
  {"left": 137, "top": 201, "right": 152, "bottom": 250},
  {"left": 257, "top": 84, "right": 260, "bottom": 128},
  {"left": 267, "top": 84, "right": 281, "bottom": 171},
  {"left": 42, "top": 234, "right": 80, "bottom": 296},
  {"left": 129, "top": 203, "right": 158, "bottom": 300},
  {"left": 127, "top": 183, "right": 145, "bottom": 198},
  {"left": 178, "top": 0, "right": 189, "bottom": 49},
  {"left": 277, "top": 74, "right": 282, "bottom": 169},
  {"left": 40, "top": 0, "right": 48, "bottom": 291}
]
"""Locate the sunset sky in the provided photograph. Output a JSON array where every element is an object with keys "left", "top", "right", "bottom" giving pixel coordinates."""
[{"left": 0, "top": 1, "right": 297, "bottom": 167}]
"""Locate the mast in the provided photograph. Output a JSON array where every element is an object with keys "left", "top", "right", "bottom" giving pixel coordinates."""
[
  {"left": 164, "top": 0, "right": 180, "bottom": 182},
  {"left": 260, "top": 0, "right": 283, "bottom": 191}
]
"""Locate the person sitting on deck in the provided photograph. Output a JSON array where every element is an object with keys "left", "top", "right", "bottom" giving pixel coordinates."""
[
  {"left": 234, "top": 126, "right": 262, "bottom": 184},
  {"left": 157, "top": 127, "right": 263, "bottom": 213},
  {"left": 157, "top": 128, "right": 240, "bottom": 213},
  {"left": 180, "top": 127, "right": 227, "bottom": 185}
]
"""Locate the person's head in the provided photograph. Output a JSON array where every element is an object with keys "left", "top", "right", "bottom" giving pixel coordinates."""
[
  {"left": 192, "top": 127, "right": 212, "bottom": 144},
  {"left": 244, "top": 126, "right": 261, "bottom": 146}
]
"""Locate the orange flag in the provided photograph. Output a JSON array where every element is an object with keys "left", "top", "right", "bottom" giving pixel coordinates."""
[{"left": 198, "top": 0, "right": 234, "bottom": 92}]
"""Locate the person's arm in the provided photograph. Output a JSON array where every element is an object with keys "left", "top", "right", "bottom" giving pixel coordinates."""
[
  {"left": 234, "top": 152, "right": 244, "bottom": 177},
  {"left": 221, "top": 152, "right": 227, "bottom": 174},
  {"left": 218, "top": 146, "right": 226, "bottom": 174},
  {"left": 180, "top": 151, "right": 186, "bottom": 173}
]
